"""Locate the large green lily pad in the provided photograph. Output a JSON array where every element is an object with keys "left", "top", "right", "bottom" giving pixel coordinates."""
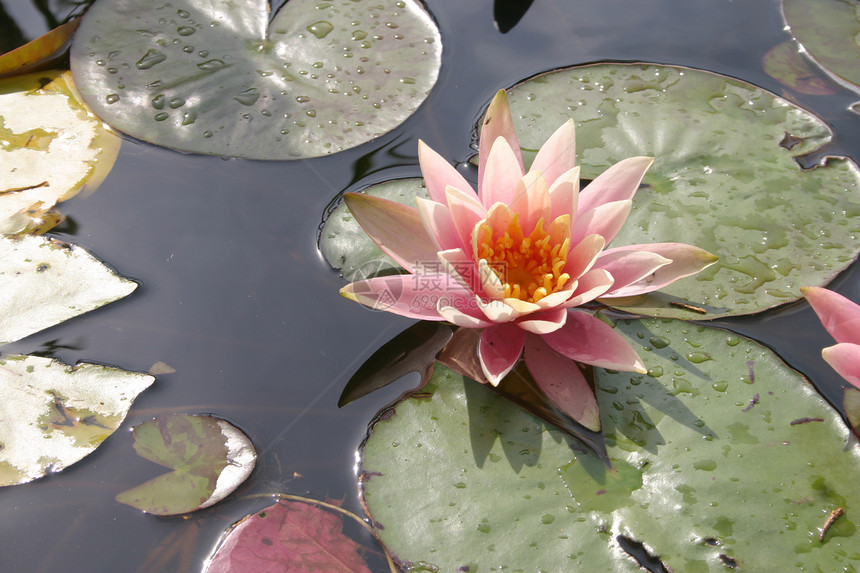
[
  {"left": 360, "top": 320, "right": 860, "bottom": 571},
  {"left": 0, "top": 355, "right": 154, "bottom": 486},
  {"left": 782, "top": 0, "right": 860, "bottom": 92},
  {"left": 116, "top": 414, "right": 256, "bottom": 515},
  {"left": 507, "top": 63, "right": 860, "bottom": 318},
  {"left": 70, "top": 0, "right": 441, "bottom": 159}
]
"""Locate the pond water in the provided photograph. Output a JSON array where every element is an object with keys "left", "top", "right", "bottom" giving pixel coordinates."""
[{"left": 1, "top": 0, "right": 860, "bottom": 571}]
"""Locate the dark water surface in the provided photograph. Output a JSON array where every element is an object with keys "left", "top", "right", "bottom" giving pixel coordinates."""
[{"left": 2, "top": 0, "right": 860, "bottom": 571}]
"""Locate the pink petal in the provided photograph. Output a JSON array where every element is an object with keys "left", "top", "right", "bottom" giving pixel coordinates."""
[
  {"left": 509, "top": 170, "right": 552, "bottom": 234},
  {"left": 481, "top": 136, "right": 525, "bottom": 208},
  {"left": 802, "top": 286, "right": 860, "bottom": 344},
  {"left": 524, "top": 335, "right": 601, "bottom": 431},
  {"left": 340, "top": 274, "right": 455, "bottom": 320},
  {"left": 477, "top": 259, "right": 506, "bottom": 298},
  {"left": 416, "top": 197, "right": 461, "bottom": 252},
  {"left": 479, "top": 90, "right": 524, "bottom": 198},
  {"left": 578, "top": 156, "right": 654, "bottom": 213},
  {"left": 343, "top": 193, "right": 440, "bottom": 274},
  {"left": 529, "top": 119, "right": 576, "bottom": 186},
  {"left": 517, "top": 307, "right": 568, "bottom": 334},
  {"left": 548, "top": 166, "right": 580, "bottom": 223},
  {"left": 593, "top": 249, "right": 672, "bottom": 297},
  {"left": 478, "top": 324, "right": 525, "bottom": 386},
  {"left": 564, "top": 233, "right": 606, "bottom": 281},
  {"left": 542, "top": 310, "right": 646, "bottom": 372},
  {"left": 564, "top": 268, "right": 614, "bottom": 307},
  {"left": 570, "top": 199, "right": 632, "bottom": 246},
  {"left": 446, "top": 185, "right": 488, "bottom": 258},
  {"left": 822, "top": 343, "right": 860, "bottom": 389},
  {"left": 438, "top": 299, "right": 495, "bottom": 328},
  {"left": 535, "top": 282, "right": 576, "bottom": 309},
  {"left": 438, "top": 248, "right": 483, "bottom": 294},
  {"left": 598, "top": 243, "right": 719, "bottom": 298},
  {"left": 418, "top": 140, "right": 476, "bottom": 204},
  {"left": 476, "top": 298, "right": 521, "bottom": 322}
]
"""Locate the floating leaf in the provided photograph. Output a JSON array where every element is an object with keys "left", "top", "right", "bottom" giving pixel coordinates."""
[
  {"left": 339, "top": 321, "right": 453, "bottom": 407},
  {"left": 847, "top": 387, "right": 860, "bottom": 439},
  {"left": 320, "top": 178, "right": 428, "bottom": 280},
  {"left": 762, "top": 40, "right": 837, "bottom": 95},
  {"left": 116, "top": 414, "right": 256, "bottom": 515},
  {"left": 0, "top": 355, "right": 154, "bottom": 486},
  {"left": 360, "top": 320, "right": 860, "bottom": 571},
  {"left": 70, "top": 0, "right": 441, "bottom": 160},
  {"left": 782, "top": 0, "right": 860, "bottom": 92},
  {"left": 204, "top": 498, "right": 374, "bottom": 573},
  {"left": 507, "top": 63, "right": 860, "bottom": 318},
  {"left": 0, "top": 70, "right": 121, "bottom": 235},
  {"left": 0, "top": 19, "right": 81, "bottom": 78},
  {"left": 0, "top": 235, "right": 137, "bottom": 345}
]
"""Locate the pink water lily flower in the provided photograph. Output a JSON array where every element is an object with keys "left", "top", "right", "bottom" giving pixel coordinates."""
[
  {"left": 801, "top": 286, "right": 860, "bottom": 389},
  {"left": 341, "top": 90, "right": 717, "bottom": 429}
]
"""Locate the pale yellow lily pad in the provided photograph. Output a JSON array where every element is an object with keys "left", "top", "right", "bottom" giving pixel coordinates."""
[
  {"left": 0, "top": 69, "right": 121, "bottom": 235},
  {"left": 0, "top": 355, "right": 154, "bottom": 486},
  {"left": 0, "top": 235, "right": 137, "bottom": 344}
]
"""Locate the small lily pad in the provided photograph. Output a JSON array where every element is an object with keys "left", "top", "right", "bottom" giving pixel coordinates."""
[
  {"left": 0, "top": 235, "right": 138, "bottom": 345},
  {"left": 320, "top": 178, "right": 428, "bottom": 280},
  {"left": 782, "top": 0, "right": 860, "bottom": 92},
  {"left": 204, "top": 498, "right": 373, "bottom": 573},
  {"left": 360, "top": 320, "right": 860, "bottom": 571},
  {"left": 115, "top": 414, "right": 256, "bottom": 515},
  {"left": 70, "top": 0, "right": 441, "bottom": 159},
  {"left": 507, "top": 63, "right": 860, "bottom": 317},
  {"left": 0, "top": 355, "right": 154, "bottom": 486},
  {"left": 0, "top": 70, "right": 121, "bottom": 235},
  {"left": 762, "top": 40, "right": 837, "bottom": 95}
]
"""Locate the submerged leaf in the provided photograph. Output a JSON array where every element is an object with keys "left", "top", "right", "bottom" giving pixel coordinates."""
[
  {"left": 507, "top": 63, "right": 860, "bottom": 317},
  {"left": 204, "top": 498, "right": 373, "bottom": 573},
  {"left": 360, "top": 320, "right": 860, "bottom": 570},
  {"left": 0, "top": 236, "right": 137, "bottom": 345},
  {"left": 70, "top": 0, "right": 441, "bottom": 159},
  {"left": 0, "top": 355, "right": 154, "bottom": 486},
  {"left": 762, "top": 41, "right": 837, "bottom": 96},
  {"left": 116, "top": 414, "right": 256, "bottom": 515},
  {"left": 0, "top": 70, "right": 121, "bottom": 235},
  {"left": 339, "top": 321, "right": 453, "bottom": 407}
]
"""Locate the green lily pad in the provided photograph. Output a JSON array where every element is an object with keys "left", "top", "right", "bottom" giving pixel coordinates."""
[
  {"left": 115, "top": 414, "right": 256, "bottom": 516},
  {"left": 1, "top": 70, "right": 121, "bottom": 235},
  {"left": 0, "top": 355, "right": 154, "bottom": 486},
  {"left": 762, "top": 40, "right": 837, "bottom": 96},
  {"left": 205, "top": 498, "right": 373, "bottom": 573},
  {"left": 0, "top": 235, "right": 137, "bottom": 345},
  {"left": 70, "top": 0, "right": 441, "bottom": 159},
  {"left": 360, "top": 320, "right": 860, "bottom": 571},
  {"left": 320, "top": 178, "right": 428, "bottom": 280},
  {"left": 507, "top": 63, "right": 860, "bottom": 318},
  {"left": 782, "top": 0, "right": 860, "bottom": 92},
  {"left": 847, "top": 387, "right": 860, "bottom": 439}
]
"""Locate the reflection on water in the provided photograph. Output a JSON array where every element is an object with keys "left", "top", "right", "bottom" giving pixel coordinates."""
[{"left": 2, "top": 0, "right": 860, "bottom": 571}]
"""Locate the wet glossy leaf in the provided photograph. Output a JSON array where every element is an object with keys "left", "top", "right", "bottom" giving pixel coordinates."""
[
  {"left": 339, "top": 321, "right": 453, "bottom": 407},
  {"left": 0, "top": 70, "right": 121, "bottom": 235},
  {"left": 320, "top": 178, "right": 428, "bottom": 280},
  {"left": 0, "top": 235, "right": 137, "bottom": 345},
  {"left": 782, "top": 0, "right": 860, "bottom": 92},
  {"left": 70, "top": 0, "right": 441, "bottom": 160},
  {"left": 762, "top": 41, "right": 837, "bottom": 96},
  {"left": 0, "top": 19, "right": 81, "bottom": 78},
  {"left": 507, "top": 63, "right": 860, "bottom": 318},
  {"left": 115, "top": 414, "right": 256, "bottom": 516},
  {"left": 360, "top": 320, "right": 860, "bottom": 571},
  {"left": 0, "top": 355, "right": 154, "bottom": 486},
  {"left": 204, "top": 498, "right": 373, "bottom": 573}
]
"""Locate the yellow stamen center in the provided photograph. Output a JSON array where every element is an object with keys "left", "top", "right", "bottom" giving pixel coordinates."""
[{"left": 476, "top": 215, "right": 571, "bottom": 303}]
